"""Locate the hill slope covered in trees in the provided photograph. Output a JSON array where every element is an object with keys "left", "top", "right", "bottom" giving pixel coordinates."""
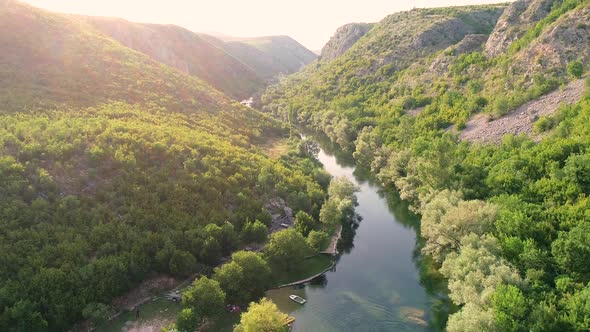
[
  {"left": 0, "top": 1, "right": 327, "bottom": 331},
  {"left": 261, "top": 1, "right": 590, "bottom": 330},
  {"left": 216, "top": 35, "right": 318, "bottom": 81},
  {"left": 81, "top": 16, "right": 266, "bottom": 100}
]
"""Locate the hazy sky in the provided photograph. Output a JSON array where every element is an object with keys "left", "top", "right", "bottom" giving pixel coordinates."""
[{"left": 22, "top": 0, "right": 509, "bottom": 50}]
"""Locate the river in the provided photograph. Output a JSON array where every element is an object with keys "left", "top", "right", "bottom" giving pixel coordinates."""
[{"left": 266, "top": 138, "right": 450, "bottom": 331}]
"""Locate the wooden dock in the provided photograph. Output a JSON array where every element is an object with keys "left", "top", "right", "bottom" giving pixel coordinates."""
[{"left": 274, "top": 262, "right": 336, "bottom": 289}]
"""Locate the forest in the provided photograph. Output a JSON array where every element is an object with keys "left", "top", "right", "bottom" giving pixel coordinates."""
[
  {"left": 0, "top": 2, "right": 332, "bottom": 330},
  {"left": 0, "top": 102, "right": 336, "bottom": 331}
]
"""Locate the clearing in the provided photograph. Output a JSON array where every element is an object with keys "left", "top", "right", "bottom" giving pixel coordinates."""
[{"left": 460, "top": 78, "right": 586, "bottom": 144}]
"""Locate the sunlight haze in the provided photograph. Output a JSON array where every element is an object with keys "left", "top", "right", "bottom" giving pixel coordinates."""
[{"left": 21, "top": 0, "right": 510, "bottom": 50}]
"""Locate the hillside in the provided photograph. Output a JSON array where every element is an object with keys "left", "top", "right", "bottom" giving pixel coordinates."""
[
  {"left": 81, "top": 16, "right": 265, "bottom": 100},
  {"left": 0, "top": 1, "right": 328, "bottom": 331},
  {"left": 217, "top": 35, "right": 318, "bottom": 80},
  {"left": 319, "top": 22, "right": 374, "bottom": 62},
  {"left": 261, "top": 1, "right": 590, "bottom": 330},
  {"left": 0, "top": 0, "right": 230, "bottom": 113},
  {"left": 79, "top": 16, "right": 317, "bottom": 98}
]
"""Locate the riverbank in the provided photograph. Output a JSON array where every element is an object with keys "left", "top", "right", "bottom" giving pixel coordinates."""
[{"left": 266, "top": 134, "right": 448, "bottom": 332}]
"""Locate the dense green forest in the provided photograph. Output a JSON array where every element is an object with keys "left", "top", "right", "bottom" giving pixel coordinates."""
[
  {"left": 261, "top": 1, "right": 590, "bottom": 330},
  {"left": 0, "top": 1, "right": 328, "bottom": 331}
]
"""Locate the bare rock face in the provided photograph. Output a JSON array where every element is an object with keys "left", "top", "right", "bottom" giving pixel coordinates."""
[
  {"left": 484, "top": 0, "right": 554, "bottom": 57},
  {"left": 320, "top": 23, "right": 374, "bottom": 61},
  {"left": 514, "top": 5, "right": 590, "bottom": 78}
]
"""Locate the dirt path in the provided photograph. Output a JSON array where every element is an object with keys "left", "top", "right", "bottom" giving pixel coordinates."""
[
  {"left": 460, "top": 78, "right": 586, "bottom": 144},
  {"left": 321, "top": 225, "right": 342, "bottom": 255}
]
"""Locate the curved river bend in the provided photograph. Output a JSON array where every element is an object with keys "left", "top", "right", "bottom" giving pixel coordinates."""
[{"left": 266, "top": 139, "right": 449, "bottom": 332}]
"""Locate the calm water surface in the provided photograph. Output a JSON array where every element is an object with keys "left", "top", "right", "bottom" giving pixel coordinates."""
[{"left": 266, "top": 139, "right": 449, "bottom": 332}]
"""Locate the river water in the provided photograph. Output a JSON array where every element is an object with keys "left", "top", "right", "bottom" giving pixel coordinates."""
[{"left": 266, "top": 139, "right": 449, "bottom": 331}]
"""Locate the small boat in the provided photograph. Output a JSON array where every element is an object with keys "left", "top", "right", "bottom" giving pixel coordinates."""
[
  {"left": 284, "top": 316, "right": 296, "bottom": 326},
  {"left": 289, "top": 295, "right": 306, "bottom": 304}
]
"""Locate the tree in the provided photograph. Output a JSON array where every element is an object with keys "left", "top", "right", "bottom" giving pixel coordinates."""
[
  {"left": 328, "top": 177, "right": 358, "bottom": 204},
  {"left": 231, "top": 251, "right": 272, "bottom": 300},
  {"left": 169, "top": 250, "right": 197, "bottom": 277},
  {"left": 175, "top": 308, "right": 201, "bottom": 332},
  {"left": 319, "top": 198, "right": 343, "bottom": 226},
  {"left": 567, "top": 61, "right": 584, "bottom": 78},
  {"left": 552, "top": 222, "right": 590, "bottom": 278},
  {"left": 219, "top": 222, "right": 239, "bottom": 255},
  {"left": 446, "top": 303, "right": 498, "bottom": 332},
  {"left": 182, "top": 276, "right": 226, "bottom": 318},
  {"left": 214, "top": 251, "right": 271, "bottom": 304},
  {"left": 264, "top": 229, "right": 309, "bottom": 272},
  {"left": 241, "top": 220, "right": 268, "bottom": 244},
  {"left": 492, "top": 285, "right": 527, "bottom": 332},
  {"left": 353, "top": 126, "right": 379, "bottom": 168},
  {"left": 422, "top": 197, "right": 497, "bottom": 262},
  {"left": 440, "top": 234, "right": 523, "bottom": 308},
  {"left": 297, "top": 139, "right": 319, "bottom": 158},
  {"left": 562, "top": 283, "right": 590, "bottom": 331},
  {"left": 294, "top": 211, "right": 316, "bottom": 236},
  {"left": 233, "top": 298, "right": 288, "bottom": 332},
  {"left": 199, "top": 237, "right": 221, "bottom": 266},
  {"left": 307, "top": 230, "right": 329, "bottom": 252},
  {"left": 82, "top": 303, "right": 111, "bottom": 328}
]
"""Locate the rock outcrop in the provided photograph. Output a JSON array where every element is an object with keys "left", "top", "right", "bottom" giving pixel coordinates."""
[
  {"left": 320, "top": 23, "right": 374, "bottom": 61},
  {"left": 484, "top": 0, "right": 554, "bottom": 57},
  {"left": 514, "top": 5, "right": 590, "bottom": 76}
]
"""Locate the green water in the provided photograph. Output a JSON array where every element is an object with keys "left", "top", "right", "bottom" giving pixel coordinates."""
[{"left": 266, "top": 138, "right": 450, "bottom": 332}]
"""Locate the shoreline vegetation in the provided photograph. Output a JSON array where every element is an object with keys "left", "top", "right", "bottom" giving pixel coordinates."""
[
  {"left": 260, "top": 1, "right": 590, "bottom": 329},
  {"left": 90, "top": 136, "right": 358, "bottom": 332}
]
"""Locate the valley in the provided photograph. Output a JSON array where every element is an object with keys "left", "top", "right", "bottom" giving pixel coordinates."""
[{"left": 2, "top": 0, "right": 590, "bottom": 331}]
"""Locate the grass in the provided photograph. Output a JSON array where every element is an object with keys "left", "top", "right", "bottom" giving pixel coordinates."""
[
  {"left": 264, "top": 137, "right": 291, "bottom": 159},
  {"left": 95, "top": 298, "right": 181, "bottom": 332},
  {"left": 203, "top": 311, "right": 242, "bottom": 332},
  {"left": 272, "top": 255, "right": 334, "bottom": 286}
]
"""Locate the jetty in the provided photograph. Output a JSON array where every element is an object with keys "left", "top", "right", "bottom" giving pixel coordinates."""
[{"left": 274, "top": 262, "right": 336, "bottom": 289}]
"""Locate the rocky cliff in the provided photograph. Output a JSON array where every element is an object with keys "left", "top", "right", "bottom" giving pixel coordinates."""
[
  {"left": 319, "top": 23, "right": 374, "bottom": 61},
  {"left": 484, "top": 0, "right": 554, "bottom": 57}
]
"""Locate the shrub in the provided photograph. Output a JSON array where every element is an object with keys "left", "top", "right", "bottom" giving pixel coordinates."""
[
  {"left": 567, "top": 61, "right": 584, "bottom": 79},
  {"left": 534, "top": 117, "right": 553, "bottom": 133}
]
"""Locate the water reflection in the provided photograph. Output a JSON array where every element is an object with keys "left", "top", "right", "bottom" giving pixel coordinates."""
[{"left": 266, "top": 132, "right": 450, "bottom": 331}]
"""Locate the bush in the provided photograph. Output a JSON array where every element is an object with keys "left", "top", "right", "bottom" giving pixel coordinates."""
[
  {"left": 307, "top": 230, "right": 330, "bottom": 252},
  {"left": 534, "top": 117, "right": 553, "bottom": 133},
  {"left": 567, "top": 61, "right": 584, "bottom": 78},
  {"left": 493, "top": 97, "right": 510, "bottom": 116}
]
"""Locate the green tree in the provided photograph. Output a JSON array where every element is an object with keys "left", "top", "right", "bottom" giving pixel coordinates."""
[
  {"left": 182, "top": 276, "right": 226, "bottom": 319},
  {"left": 294, "top": 211, "right": 316, "bottom": 236},
  {"left": 169, "top": 250, "right": 197, "bottom": 277},
  {"left": 214, "top": 251, "right": 271, "bottom": 304},
  {"left": 552, "top": 222, "right": 590, "bottom": 278},
  {"left": 297, "top": 139, "right": 320, "bottom": 158},
  {"left": 567, "top": 61, "right": 584, "bottom": 78},
  {"left": 264, "top": 229, "right": 309, "bottom": 272},
  {"left": 233, "top": 298, "right": 288, "bottom": 332},
  {"left": 446, "top": 303, "right": 497, "bottom": 332},
  {"left": 307, "top": 230, "right": 329, "bottom": 252},
  {"left": 422, "top": 197, "right": 497, "bottom": 262},
  {"left": 82, "top": 303, "right": 111, "bottom": 328},
  {"left": 440, "top": 234, "right": 523, "bottom": 307},
  {"left": 319, "top": 198, "right": 343, "bottom": 226},
  {"left": 241, "top": 220, "right": 268, "bottom": 244},
  {"left": 492, "top": 285, "right": 527, "bottom": 332},
  {"left": 562, "top": 283, "right": 590, "bottom": 331},
  {"left": 175, "top": 308, "right": 201, "bottom": 332}
]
